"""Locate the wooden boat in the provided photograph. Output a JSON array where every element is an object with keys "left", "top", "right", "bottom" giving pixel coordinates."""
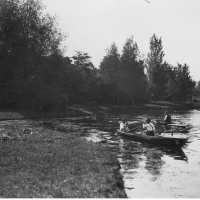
[
  {"left": 155, "top": 120, "right": 189, "bottom": 128},
  {"left": 117, "top": 129, "right": 189, "bottom": 147},
  {"left": 154, "top": 120, "right": 192, "bottom": 133},
  {"left": 155, "top": 120, "right": 183, "bottom": 127}
]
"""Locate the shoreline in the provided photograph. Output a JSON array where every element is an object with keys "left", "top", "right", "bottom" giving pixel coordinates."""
[
  {"left": 0, "top": 115, "right": 127, "bottom": 198},
  {"left": 0, "top": 100, "right": 200, "bottom": 121},
  {"left": 0, "top": 100, "right": 200, "bottom": 197}
]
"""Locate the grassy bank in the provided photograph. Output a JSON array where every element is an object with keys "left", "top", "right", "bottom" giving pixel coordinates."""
[
  {"left": 0, "top": 119, "right": 126, "bottom": 198},
  {"left": 106, "top": 100, "right": 200, "bottom": 110},
  {"left": 61, "top": 101, "right": 200, "bottom": 117},
  {"left": 0, "top": 106, "right": 90, "bottom": 121},
  {"left": 1, "top": 100, "right": 200, "bottom": 121},
  {"left": 142, "top": 100, "right": 200, "bottom": 109}
]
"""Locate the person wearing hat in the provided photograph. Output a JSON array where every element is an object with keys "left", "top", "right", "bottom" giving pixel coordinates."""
[
  {"left": 163, "top": 111, "right": 172, "bottom": 124},
  {"left": 143, "top": 118, "right": 156, "bottom": 136},
  {"left": 119, "top": 118, "right": 130, "bottom": 132}
]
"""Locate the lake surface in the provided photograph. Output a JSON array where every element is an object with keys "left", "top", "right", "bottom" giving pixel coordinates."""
[
  {"left": 46, "top": 108, "right": 200, "bottom": 198},
  {"left": 75, "top": 108, "right": 200, "bottom": 198}
]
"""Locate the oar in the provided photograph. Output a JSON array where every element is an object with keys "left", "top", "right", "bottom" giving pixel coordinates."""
[
  {"left": 111, "top": 134, "right": 120, "bottom": 140},
  {"left": 111, "top": 125, "right": 143, "bottom": 140},
  {"left": 130, "top": 118, "right": 146, "bottom": 122},
  {"left": 129, "top": 117, "right": 144, "bottom": 121},
  {"left": 126, "top": 125, "right": 143, "bottom": 133},
  {"left": 152, "top": 118, "right": 163, "bottom": 122}
]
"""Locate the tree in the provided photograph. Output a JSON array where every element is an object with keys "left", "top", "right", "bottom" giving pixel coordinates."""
[
  {"left": 146, "top": 34, "right": 167, "bottom": 100},
  {"left": 192, "top": 81, "right": 200, "bottom": 101},
  {"left": 175, "top": 63, "right": 195, "bottom": 101},
  {"left": 193, "top": 81, "right": 200, "bottom": 101},
  {"left": 0, "top": 0, "right": 65, "bottom": 80},
  {"left": 0, "top": 0, "right": 66, "bottom": 108},
  {"left": 69, "top": 51, "right": 96, "bottom": 102},
  {"left": 120, "top": 36, "right": 147, "bottom": 105},
  {"left": 99, "top": 43, "right": 122, "bottom": 104},
  {"left": 165, "top": 64, "right": 179, "bottom": 100},
  {"left": 197, "top": 81, "right": 200, "bottom": 93}
]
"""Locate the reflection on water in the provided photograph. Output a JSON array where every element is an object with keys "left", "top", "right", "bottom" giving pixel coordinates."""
[
  {"left": 164, "top": 147, "right": 188, "bottom": 162},
  {"left": 108, "top": 109, "right": 200, "bottom": 198},
  {"left": 117, "top": 138, "right": 189, "bottom": 191},
  {"left": 145, "top": 149, "right": 164, "bottom": 176},
  {"left": 83, "top": 109, "right": 200, "bottom": 198}
]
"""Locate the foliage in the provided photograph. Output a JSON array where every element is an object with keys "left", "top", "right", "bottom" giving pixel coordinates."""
[
  {"left": 99, "top": 43, "right": 120, "bottom": 84},
  {"left": 0, "top": 0, "right": 66, "bottom": 109},
  {"left": 69, "top": 51, "right": 98, "bottom": 103},
  {"left": 99, "top": 43, "right": 122, "bottom": 104},
  {"left": 175, "top": 63, "right": 195, "bottom": 101},
  {"left": 193, "top": 81, "right": 200, "bottom": 100},
  {"left": 0, "top": 0, "right": 198, "bottom": 109},
  {"left": 165, "top": 64, "right": 179, "bottom": 100},
  {"left": 120, "top": 37, "right": 147, "bottom": 104},
  {"left": 165, "top": 63, "right": 195, "bottom": 101},
  {"left": 146, "top": 34, "right": 167, "bottom": 100}
]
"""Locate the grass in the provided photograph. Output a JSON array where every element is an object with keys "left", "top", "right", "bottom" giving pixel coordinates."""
[
  {"left": 0, "top": 119, "right": 126, "bottom": 198},
  {"left": 0, "top": 107, "right": 88, "bottom": 121},
  {"left": 144, "top": 100, "right": 200, "bottom": 109}
]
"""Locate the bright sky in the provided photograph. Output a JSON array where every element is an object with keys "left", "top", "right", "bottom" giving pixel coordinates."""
[{"left": 43, "top": 0, "right": 200, "bottom": 81}]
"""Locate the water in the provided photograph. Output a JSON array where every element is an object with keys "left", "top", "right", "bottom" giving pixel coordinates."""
[
  {"left": 112, "top": 109, "right": 200, "bottom": 198},
  {"left": 47, "top": 109, "right": 200, "bottom": 198},
  {"left": 93, "top": 109, "right": 200, "bottom": 198}
]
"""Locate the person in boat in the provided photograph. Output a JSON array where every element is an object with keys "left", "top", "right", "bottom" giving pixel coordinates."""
[
  {"left": 119, "top": 118, "right": 130, "bottom": 132},
  {"left": 143, "top": 118, "right": 156, "bottom": 136},
  {"left": 163, "top": 111, "right": 172, "bottom": 124}
]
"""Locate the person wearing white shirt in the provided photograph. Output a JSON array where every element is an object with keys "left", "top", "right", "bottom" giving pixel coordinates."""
[
  {"left": 119, "top": 118, "right": 129, "bottom": 132},
  {"left": 143, "top": 118, "right": 155, "bottom": 136}
]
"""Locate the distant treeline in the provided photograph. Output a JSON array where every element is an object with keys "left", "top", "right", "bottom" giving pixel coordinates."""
[{"left": 0, "top": 0, "right": 200, "bottom": 111}]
